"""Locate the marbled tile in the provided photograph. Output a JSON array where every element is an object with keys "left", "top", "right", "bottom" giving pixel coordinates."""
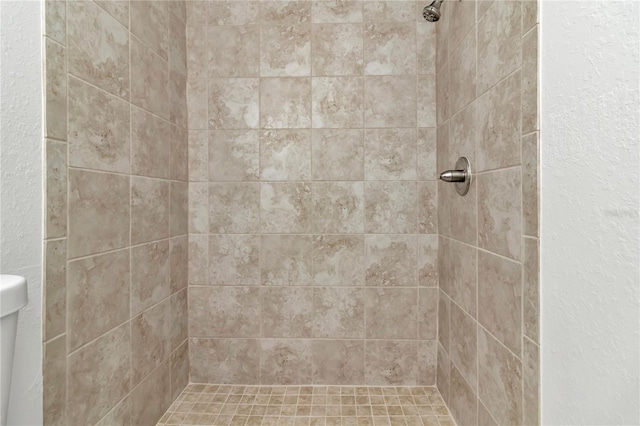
[
  {"left": 131, "top": 36, "right": 169, "bottom": 119},
  {"left": 208, "top": 1, "right": 259, "bottom": 26},
  {"left": 364, "top": 22, "right": 415, "bottom": 75},
  {"left": 365, "top": 341, "right": 418, "bottom": 386},
  {"left": 436, "top": 63, "right": 449, "bottom": 125},
  {"left": 171, "top": 125, "right": 188, "bottom": 181},
  {"left": 313, "top": 287, "right": 364, "bottom": 338},
  {"left": 170, "top": 236, "right": 188, "bottom": 293},
  {"left": 261, "top": 287, "right": 313, "bottom": 338},
  {"left": 445, "top": 101, "right": 476, "bottom": 172},
  {"left": 312, "top": 340, "right": 365, "bottom": 385},
  {"left": 189, "top": 286, "right": 260, "bottom": 337},
  {"left": 171, "top": 289, "right": 188, "bottom": 350},
  {"left": 67, "top": 0, "right": 129, "bottom": 98},
  {"left": 261, "top": 1, "right": 311, "bottom": 25},
  {"left": 66, "top": 249, "right": 129, "bottom": 351},
  {"left": 188, "top": 235, "right": 209, "bottom": 286},
  {"left": 190, "top": 338, "right": 260, "bottom": 384},
  {"left": 364, "top": 128, "right": 417, "bottom": 181},
  {"left": 419, "top": 182, "right": 437, "bottom": 234},
  {"left": 523, "top": 133, "right": 539, "bottom": 238},
  {"left": 67, "top": 323, "right": 130, "bottom": 426},
  {"left": 68, "top": 76, "right": 130, "bottom": 173},
  {"left": 478, "top": 250, "right": 522, "bottom": 354},
  {"left": 209, "top": 130, "right": 259, "bottom": 181},
  {"left": 438, "top": 237, "right": 476, "bottom": 317},
  {"left": 170, "top": 70, "right": 188, "bottom": 128},
  {"left": 419, "top": 288, "right": 438, "bottom": 340},
  {"left": 477, "top": 71, "right": 521, "bottom": 171},
  {"left": 478, "top": 401, "right": 498, "bottom": 426},
  {"left": 365, "top": 234, "right": 416, "bottom": 287},
  {"left": 208, "top": 78, "right": 259, "bottom": 129},
  {"left": 438, "top": 177, "right": 477, "bottom": 246},
  {"left": 522, "top": 27, "right": 538, "bottom": 134},
  {"left": 365, "top": 288, "right": 418, "bottom": 339},
  {"left": 261, "top": 24, "right": 311, "bottom": 77},
  {"left": 418, "top": 128, "right": 437, "bottom": 181},
  {"left": 477, "top": 0, "right": 521, "bottom": 95},
  {"left": 68, "top": 169, "right": 129, "bottom": 258},
  {"left": 44, "top": 335, "right": 66, "bottom": 426},
  {"left": 523, "top": 338, "right": 540, "bottom": 426},
  {"left": 312, "top": 24, "right": 363, "bottom": 76},
  {"left": 312, "top": 77, "right": 364, "bottom": 128},
  {"left": 44, "top": 39, "right": 66, "bottom": 140},
  {"left": 448, "top": 28, "right": 476, "bottom": 116},
  {"left": 130, "top": 0, "right": 168, "bottom": 59},
  {"left": 261, "top": 182, "right": 312, "bottom": 233},
  {"left": 131, "top": 105, "right": 170, "bottom": 178},
  {"left": 44, "top": 239, "right": 65, "bottom": 340},
  {"left": 312, "top": 182, "right": 364, "bottom": 233},
  {"left": 436, "top": 342, "right": 450, "bottom": 404},
  {"left": 189, "top": 183, "right": 208, "bottom": 234},
  {"left": 169, "top": 11, "right": 187, "bottom": 75},
  {"left": 311, "top": 129, "right": 364, "bottom": 180},
  {"left": 478, "top": 168, "right": 522, "bottom": 261},
  {"left": 418, "top": 75, "right": 437, "bottom": 127},
  {"left": 45, "top": 0, "right": 66, "bottom": 43},
  {"left": 260, "top": 235, "right": 313, "bottom": 286},
  {"left": 187, "top": 79, "right": 208, "bottom": 130},
  {"left": 523, "top": 1, "right": 538, "bottom": 33},
  {"left": 450, "top": 302, "right": 477, "bottom": 392},
  {"left": 448, "top": 0, "right": 475, "bottom": 54},
  {"left": 186, "top": 2, "right": 207, "bottom": 79},
  {"left": 312, "top": 1, "right": 362, "bottom": 23},
  {"left": 170, "top": 341, "right": 189, "bottom": 401},
  {"left": 132, "top": 299, "right": 171, "bottom": 385},
  {"left": 417, "top": 22, "right": 436, "bottom": 75},
  {"left": 418, "top": 235, "right": 438, "bottom": 287},
  {"left": 261, "top": 77, "right": 312, "bottom": 128},
  {"left": 131, "top": 360, "right": 171, "bottom": 426},
  {"left": 95, "top": 2, "right": 128, "bottom": 28},
  {"left": 260, "top": 130, "right": 312, "bottom": 180},
  {"left": 365, "top": 181, "right": 417, "bottom": 234},
  {"left": 364, "top": 76, "right": 416, "bottom": 128},
  {"left": 208, "top": 25, "right": 259, "bottom": 77},
  {"left": 449, "top": 364, "right": 477, "bottom": 426},
  {"left": 131, "top": 240, "right": 170, "bottom": 316},
  {"left": 478, "top": 328, "right": 522, "bottom": 426},
  {"left": 524, "top": 237, "right": 540, "bottom": 342},
  {"left": 313, "top": 235, "right": 364, "bottom": 286},
  {"left": 260, "top": 340, "right": 313, "bottom": 385},
  {"left": 45, "top": 140, "right": 67, "bottom": 239},
  {"left": 209, "top": 234, "right": 260, "bottom": 286},
  {"left": 189, "top": 130, "right": 208, "bottom": 181},
  {"left": 438, "top": 292, "right": 450, "bottom": 351},
  {"left": 168, "top": 185, "right": 187, "bottom": 237},
  {"left": 435, "top": 0, "right": 448, "bottom": 68},
  {"left": 209, "top": 183, "right": 260, "bottom": 233},
  {"left": 363, "top": 1, "right": 415, "bottom": 23},
  {"left": 131, "top": 176, "right": 170, "bottom": 245},
  {"left": 419, "top": 340, "right": 437, "bottom": 385}
]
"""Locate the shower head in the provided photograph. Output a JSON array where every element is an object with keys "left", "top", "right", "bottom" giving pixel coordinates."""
[{"left": 423, "top": 0, "right": 444, "bottom": 22}]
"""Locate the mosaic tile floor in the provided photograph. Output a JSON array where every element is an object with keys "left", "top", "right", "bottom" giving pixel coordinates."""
[{"left": 157, "top": 384, "right": 456, "bottom": 426}]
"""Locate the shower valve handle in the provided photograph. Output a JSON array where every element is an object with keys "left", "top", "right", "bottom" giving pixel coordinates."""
[{"left": 439, "top": 157, "right": 472, "bottom": 196}]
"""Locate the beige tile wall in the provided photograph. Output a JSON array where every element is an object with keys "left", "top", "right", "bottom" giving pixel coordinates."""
[
  {"left": 42, "top": 1, "right": 189, "bottom": 424},
  {"left": 186, "top": 0, "right": 439, "bottom": 386},
  {"left": 434, "top": 0, "right": 540, "bottom": 425}
]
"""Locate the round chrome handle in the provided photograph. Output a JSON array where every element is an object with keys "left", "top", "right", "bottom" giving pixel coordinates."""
[{"left": 439, "top": 157, "right": 472, "bottom": 196}]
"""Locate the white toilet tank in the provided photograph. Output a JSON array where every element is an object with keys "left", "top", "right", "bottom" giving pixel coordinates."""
[{"left": 0, "top": 275, "right": 28, "bottom": 426}]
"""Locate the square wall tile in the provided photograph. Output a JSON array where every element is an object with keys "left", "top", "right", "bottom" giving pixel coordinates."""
[
  {"left": 418, "top": 235, "right": 438, "bottom": 287},
  {"left": 364, "top": 129, "right": 417, "bottom": 181},
  {"left": 365, "top": 288, "right": 418, "bottom": 339},
  {"left": 312, "top": 77, "right": 364, "bottom": 128},
  {"left": 131, "top": 300, "right": 171, "bottom": 386},
  {"left": 208, "top": 78, "right": 259, "bottom": 129},
  {"left": 364, "top": 76, "right": 416, "bottom": 128},
  {"left": 209, "top": 234, "right": 260, "bottom": 286},
  {"left": 260, "top": 182, "right": 312, "bottom": 233},
  {"left": 311, "top": 129, "right": 364, "bottom": 180},
  {"left": 364, "top": 23, "right": 416, "bottom": 75},
  {"left": 365, "top": 340, "right": 418, "bottom": 386},
  {"left": 313, "top": 287, "right": 364, "bottom": 338},
  {"left": 312, "top": 182, "right": 364, "bottom": 233},
  {"left": 68, "top": 169, "right": 130, "bottom": 258},
  {"left": 130, "top": 0, "right": 168, "bottom": 59},
  {"left": 312, "top": 24, "right": 363, "bottom": 76},
  {"left": 44, "top": 239, "right": 66, "bottom": 340},
  {"left": 209, "top": 183, "right": 260, "bottom": 233},
  {"left": 209, "top": 130, "right": 259, "bottom": 181},
  {"left": 45, "top": 140, "right": 67, "bottom": 239},
  {"left": 365, "top": 234, "right": 417, "bottom": 287},
  {"left": 131, "top": 240, "right": 170, "bottom": 316},
  {"left": 312, "top": 235, "right": 364, "bottom": 287},
  {"left": 208, "top": 25, "right": 259, "bottom": 77},
  {"left": 261, "top": 77, "right": 312, "bottom": 128},
  {"left": 260, "top": 340, "right": 313, "bottom": 385},
  {"left": 131, "top": 37, "right": 169, "bottom": 119},
  {"left": 260, "top": 130, "right": 311, "bottom": 181},
  {"left": 312, "top": 340, "right": 365, "bottom": 385},
  {"left": 190, "top": 338, "right": 260, "bottom": 384},
  {"left": 261, "top": 287, "right": 314, "bottom": 338},
  {"left": 189, "top": 286, "right": 260, "bottom": 338},
  {"left": 260, "top": 24, "right": 311, "bottom": 76},
  {"left": 131, "top": 106, "right": 170, "bottom": 178},
  {"left": 261, "top": 235, "right": 313, "bottom": 286},
  {"left": 131, "top": 176, "right": 170, "bottom": 245},
  {"left": 44, "top": 39, "right": 66, "bottom": 141},
  {"left": 365, "top": 182, "right": 417, "bottom": 234}
]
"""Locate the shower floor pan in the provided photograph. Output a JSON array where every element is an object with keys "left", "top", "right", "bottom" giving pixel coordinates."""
[{"left": 156, "top": 384, "right": 456, "bottom": 426}]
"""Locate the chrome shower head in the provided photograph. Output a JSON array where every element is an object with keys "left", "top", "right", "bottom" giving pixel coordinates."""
[{"left": 423, "top": 0, "right": 444, "bottom": 22}]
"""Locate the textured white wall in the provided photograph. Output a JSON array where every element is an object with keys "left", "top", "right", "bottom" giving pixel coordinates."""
[
  {"left": 0, "top": 1, "right": 44, "bottom": 424},
  {"left": 541, "top": 1, "right": 640, "bottom": 424}
]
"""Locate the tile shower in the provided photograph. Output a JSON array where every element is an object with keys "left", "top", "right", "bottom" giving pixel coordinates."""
[{"left": 40, "top": 0, "right": 539, "bottom": 425}]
